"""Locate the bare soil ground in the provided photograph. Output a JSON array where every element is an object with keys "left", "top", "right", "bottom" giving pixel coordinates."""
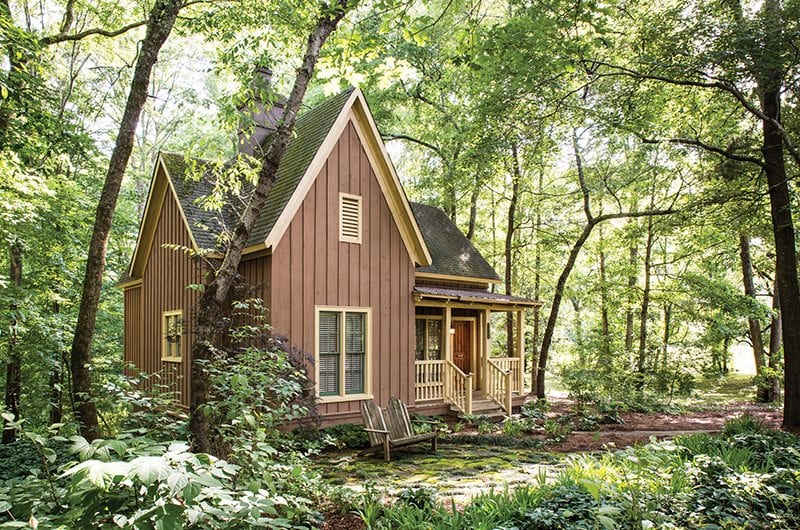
[{"left": 547, "top": 400, "right": 782, "bottom": 452}]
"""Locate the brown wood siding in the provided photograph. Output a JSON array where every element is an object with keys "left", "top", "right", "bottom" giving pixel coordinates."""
[
  {"left": 129, "top": 180, "right": 202, "bottom": 405},
  {"left": 271, "top": 121, "right": 416, "bottom": 419},
  {"left": 123, "top": 286, "right": 142, "bottom": 377},
  {"left": 239, "top": 255, "right": 272, "bottom": 326}
]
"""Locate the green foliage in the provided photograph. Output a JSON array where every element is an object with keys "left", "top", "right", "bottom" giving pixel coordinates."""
[
  {"left": 297, "top": 422, "right": 370, "bottom": 450},
  {"left": 359, "top": 426, "right": 800, "bottom": 529}
]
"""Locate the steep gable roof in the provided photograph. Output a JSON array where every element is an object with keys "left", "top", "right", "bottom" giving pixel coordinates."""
[
  {"left": 410, "top": 202, "right": 501, "bottom": 283},
  {"left": 129, "top": 87, "right": 432, "bottom": 280}
]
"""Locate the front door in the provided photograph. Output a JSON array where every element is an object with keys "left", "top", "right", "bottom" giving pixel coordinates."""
[{"left": 452, "top": 320, "right": 473, "bottom": 373}]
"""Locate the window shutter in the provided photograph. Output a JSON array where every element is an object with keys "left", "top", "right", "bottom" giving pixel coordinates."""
[
  {"left": 345, "top": 313, "right": 365, "bottom": 394},
  {"left": 319, "top": 312, "right": 340, "bottom": 395},
  {"left": 339, "top": 194, "right": 361, "bottom": 243}
]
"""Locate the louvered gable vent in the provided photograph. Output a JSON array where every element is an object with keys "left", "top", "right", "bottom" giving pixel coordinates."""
[{"left": 339, "top": 193, "right": 362, "bottom": 243}]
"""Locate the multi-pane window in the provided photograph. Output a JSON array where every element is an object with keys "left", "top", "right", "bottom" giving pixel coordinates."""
[
  {"left": 415, "top": 317, "right": 442, "bottom": 361},
  {"left": 162, "top": 310, "right": 183, "bottom": 362},
  {"left": 318, "top": 309, "right": 369, "bottom": 398}
]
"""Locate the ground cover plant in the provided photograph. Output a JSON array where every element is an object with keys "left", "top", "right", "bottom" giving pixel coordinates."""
[{"left": 344, "top": 417, "right": 800, "bottom": 529}]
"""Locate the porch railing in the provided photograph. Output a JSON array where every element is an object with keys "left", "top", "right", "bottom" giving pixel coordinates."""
[
  {"left": 492, "top": 357, "right": 523, "bottom": 394},
  {"left": 414, "top": 360, "right": 445, "bottom": 402},
  {"left": 444, "top": 360, "right": 472, "bottom": 415},
  {"left": 486, "top": 358, "right": 512, "bottom": 414}
]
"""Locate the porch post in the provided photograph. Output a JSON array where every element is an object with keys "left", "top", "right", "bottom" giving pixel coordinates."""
[
  {"left": 444, "top": 304, "right": 452, "bottom": 362},
  {"left": 484, "top": 309, "right": 491, "bottom": 387},
  {"left": 516, "top": 309, "right": 525, "bottom": 393}
]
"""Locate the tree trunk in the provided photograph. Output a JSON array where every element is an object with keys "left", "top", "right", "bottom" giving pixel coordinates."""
[
  {"left": 625, "top": 244, "right": 638, "bottom": 356},
  {"left": 466, "top": 174, "right": 480, "bottom": 241},
  {"left": 598, "top": 225, "right": 611, "bottom": 367},
  {"left": 189, "top": 3, "right": 350, "bottom": 453},
  {"left": 755, "top": 2, "right": 800, "bottom": 428},
  {"left": 766, "top": 287, "right": 782, "bottom": 401},
  {"left": 637, "top": 216, "right": 653, "bottom": 373},
  {"left": 661, "top": 303, "right": 671, "bottom": 370},
  {"left": 505, "top": 143, "right": 520, "bottom": 358},
  {"left": 69, "top": 0, "right": 184, "bottom": 441},
  {"left": 530, "top": 171, "right": 543, "bottom": 397},
  {"left": 740, "top": 234, "right": 765, "bottom": 370},
  {"left": 2, "top": 240, "right": 22, "bottom": 444}
]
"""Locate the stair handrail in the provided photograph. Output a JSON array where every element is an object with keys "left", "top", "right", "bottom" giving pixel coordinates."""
[
  {"left": 486, "top": 358, "right": 512, "bottom": 414},
  {"left": 444, "top": 360, "right": 473, "bottom": 415}
]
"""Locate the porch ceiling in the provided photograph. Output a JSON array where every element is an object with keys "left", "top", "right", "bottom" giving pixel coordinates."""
[{"left": 413, "top": 285, "right": 541, "bottom": 309}]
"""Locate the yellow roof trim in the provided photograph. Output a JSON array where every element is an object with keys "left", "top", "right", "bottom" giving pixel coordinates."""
[
  {"left": 128, "top": 154, "right": 199, "bottom": 279},
  {"left": 415, "top": 271, "right": 501, "bottom": 285},
  {"left": 263, "top": 88, "right": 431, "bottom": 267}
]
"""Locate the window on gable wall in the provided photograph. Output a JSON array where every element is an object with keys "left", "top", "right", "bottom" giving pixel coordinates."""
[
  {"left": 317, "top": 308, "right": 370, "bottom": 399},
  {"left": 162, "top": 310, "right": 183, "bottom": 362}
]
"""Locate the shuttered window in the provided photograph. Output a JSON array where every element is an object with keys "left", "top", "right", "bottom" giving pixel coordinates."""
[
  {"left": 316, "top": 307, "right": 370, "bottom": 399},
  {"left": 345, "top": 313, "right": 365, "bottom": 394},
  {"left": 318, "top": 312, "right": 340, "bottom": 396},
  {"left": 162, "top": 310, "right": 183, "bottom": 362},
  {"left": 339, "top": 193, "right": 362, "bottom": 243}
]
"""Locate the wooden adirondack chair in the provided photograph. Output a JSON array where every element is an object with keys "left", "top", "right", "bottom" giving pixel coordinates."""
[{"left": 360, "top": 397, "right": 439, "bottom": 462}]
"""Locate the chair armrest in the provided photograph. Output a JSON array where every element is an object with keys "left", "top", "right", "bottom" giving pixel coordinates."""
[{"left": 363, "top": 428, "right": 390, "bottom": 434}]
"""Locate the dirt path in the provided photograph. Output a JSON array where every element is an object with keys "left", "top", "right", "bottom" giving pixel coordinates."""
[{"left": 547, "top": 401, "right": 782, "bottom": 452}]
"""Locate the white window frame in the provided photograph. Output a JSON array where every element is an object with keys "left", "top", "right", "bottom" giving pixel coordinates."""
[
  {"left": 338, "top": 192, "right": 362, "bottom": 244},
  {"left": 415, "top": 316, "right": 444, "bottom": 361},
  {"left": 315, "top": 306, "right": 372, "bottom": 402},
  {"left": 162, "top": 309, "right": 184, "bottom": 362}
]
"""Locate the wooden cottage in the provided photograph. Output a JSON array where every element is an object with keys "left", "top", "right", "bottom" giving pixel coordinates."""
[{"left": 119, "top": 86, "right": 539, "bottom": 425}]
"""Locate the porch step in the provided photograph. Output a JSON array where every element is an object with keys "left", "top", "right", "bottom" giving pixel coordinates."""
[{"left": 451, "top": 399, "right": 507, "bottom": 422}]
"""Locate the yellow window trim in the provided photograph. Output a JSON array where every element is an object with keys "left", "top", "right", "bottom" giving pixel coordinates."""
[
  {"left": 162, "top": 309, "right": 184, "bottom": 363},
  {"left": 314, "top": 305, "right": 372, "bottom": 401}
]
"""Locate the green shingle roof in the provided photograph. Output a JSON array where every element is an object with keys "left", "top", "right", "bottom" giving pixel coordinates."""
[
  {"left": 410, "top": 202, "right": 501, "bottom": 281},
  {"left": 160, "top": 87, "right": 354, "bottom": 249}
]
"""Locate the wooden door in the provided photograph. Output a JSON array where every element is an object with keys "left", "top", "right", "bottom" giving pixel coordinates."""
[{"left": 452, "top": 320, "right": 472, "bottom": 373}]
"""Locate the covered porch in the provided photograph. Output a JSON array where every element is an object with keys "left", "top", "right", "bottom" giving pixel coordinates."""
[{"left": 412, "top": 286, "right": 541, "bottom": 416}]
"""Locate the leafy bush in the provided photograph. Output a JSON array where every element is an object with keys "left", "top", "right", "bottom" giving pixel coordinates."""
[
  {"left": 357, "top": 425, "right": 800, "bottom": 529},
  {"left": 0, "top": 432, "right": 323, "bottom": 529},
  {"left": 0, "top": 436, "right": 72, "bottom": 482},
  {"left": 297, "top": 422, "right": 370, "bottom": 450}
]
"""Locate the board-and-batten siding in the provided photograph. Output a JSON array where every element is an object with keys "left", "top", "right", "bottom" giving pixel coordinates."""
[
  {"left": 126, "top": 179, "right": 201, "bottom": 405},
  {"left": 270, "top": 121, "right": 415, "bottom": 420}
]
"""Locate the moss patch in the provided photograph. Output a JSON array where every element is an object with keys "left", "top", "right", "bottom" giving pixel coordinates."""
[{"left": 311, "top": 443, "right": 564, "bottom": 504}]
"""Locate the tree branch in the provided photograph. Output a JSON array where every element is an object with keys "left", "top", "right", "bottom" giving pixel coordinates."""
[
  {"left": 383, "top": 133, "right": 442, "bottom": 156},
  {"left": 640, "top": 136, "right": 766, "bottom": 167},
  {"left": 590, "top": 60, "right": 800, "bottom": 168},
  {"left": 39, "top": 19, "right": 148, "bottom": 46}
]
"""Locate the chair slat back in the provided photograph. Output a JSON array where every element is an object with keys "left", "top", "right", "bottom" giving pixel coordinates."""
[
  {"left": 386, "top": 396, "right": 413, "bottom": 440},
  {"left": 360, "top": 400, "right": 387, "bottom": 447}
]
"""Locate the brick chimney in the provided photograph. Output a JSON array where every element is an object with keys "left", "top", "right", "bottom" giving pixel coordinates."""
[{"left": 237, "top": 66, "right": 285, "bottom": 157}]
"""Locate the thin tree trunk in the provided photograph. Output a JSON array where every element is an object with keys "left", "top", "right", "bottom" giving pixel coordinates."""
[
  {"left": 2, "top": 241, "right": 22, "bottom": 444},
  {"left": 661, "top": 303, "right": 671, "bottom": 370},
  {"left": 189, "top": 2, "right": 351, "bottom": 453},
  {"left": 505, "top": 143, "right": 520, "bottom": 358},
  {"left": 756, "top": 1, "right": 800, "bottom": 429},
  {"left": 598, "top": 225, "right": 611, "bottom": 367},
  {"left": 466, "top": 174, "right": 479, "bottom": 241},
  {"left": 625, "top": 244, "right": 638, "bottom": 356},
  {"left": 739, "top": 234, "right": 770, "bottom": 400},
  {"left": 69, "top": 0, "right": 184, "bottom": 441},
  {"left": 50, "top": 302, "right": 64, "bottom": 425},
  {"left": 530, "top": 171, "right": 543, "bottom": 397},
  {"left": 740, "top": 234, "right": 765, "bottom": 370},
  {"left": 637, "top": 216, "right": 653, "bottom": 373},
  {"left": 767, "top": 287, "right": 781, "bottom": 401}
]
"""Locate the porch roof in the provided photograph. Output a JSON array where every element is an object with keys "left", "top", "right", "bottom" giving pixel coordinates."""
[{"left": 413, "top": 285, "right": 541, "bottom": 308}]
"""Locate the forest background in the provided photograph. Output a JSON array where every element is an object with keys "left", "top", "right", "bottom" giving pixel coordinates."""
[{"left": 1, "top": 0, "right": 799, "bottom": 449}]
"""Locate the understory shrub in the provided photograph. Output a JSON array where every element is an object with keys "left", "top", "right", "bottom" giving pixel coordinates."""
[{"left": 354, "top": 418, "right": 800, "bottom": 529}]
